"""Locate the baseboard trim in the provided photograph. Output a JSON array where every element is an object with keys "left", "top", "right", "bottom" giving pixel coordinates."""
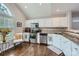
[
  {"left": 23, "top": 41, "right": 48, "bottom": 46},
  {"left": 39, "top": 43, "right": 48, "bottom": 46}
]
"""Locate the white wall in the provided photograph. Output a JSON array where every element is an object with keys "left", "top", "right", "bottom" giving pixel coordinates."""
[
  {"left": 5, "top": 4, "right": 26, "bottom": 33},
  {"left": 25, "top": 17, "right": 68, "bottom": 27}
]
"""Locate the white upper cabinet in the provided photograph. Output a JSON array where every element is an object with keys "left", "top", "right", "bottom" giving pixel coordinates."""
[
  {"left": 25, "top": 17, "right": 68, "bottom": 27},
  {"left": 52, "top": 17, "right": 68, "bottom": 27}
]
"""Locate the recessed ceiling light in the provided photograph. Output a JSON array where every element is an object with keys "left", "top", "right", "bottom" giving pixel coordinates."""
[
  {"left": 40, "top": 3, "right": 42, "bottom": 6},
  {"left": 25, "top": 6, "right": 27, "bottom": 8}
]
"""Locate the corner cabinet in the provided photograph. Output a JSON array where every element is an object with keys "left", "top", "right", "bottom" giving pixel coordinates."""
[
  {"left": 0, "top": 40, "right": 14, "bottom": 54},
  {"left": 71, "top": 42, "right": 79, "bottom": 56},
  {"left": 48, "top": 34, "right": 79, "bottom": 56}
]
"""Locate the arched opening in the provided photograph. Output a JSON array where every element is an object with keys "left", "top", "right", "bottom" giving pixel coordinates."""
[
  {"left": 0, "top": 4, "right": 14, "bottom": 42},
  {"left": 0, "top": 3, "right": 14, "bottom": 28},
  {"left": 0, "top": 3, "right": 12, "bottom": 16}
]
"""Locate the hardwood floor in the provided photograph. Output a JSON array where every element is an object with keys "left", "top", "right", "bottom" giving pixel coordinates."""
[{"left": 0, "top": 42, "right": 60, "bottom": 56}]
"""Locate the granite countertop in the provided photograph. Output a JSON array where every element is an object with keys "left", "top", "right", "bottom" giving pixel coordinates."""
[
  {"left": 62, "top": 33, "right": 79, "bottom": 45},
  {"left": 67, "top": 29, "right": 79, "bottom": 33}
]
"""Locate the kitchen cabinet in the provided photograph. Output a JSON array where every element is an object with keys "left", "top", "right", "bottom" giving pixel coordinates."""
[
  {"left": 55, "top": 35, "right": 72, "bottom": 56},
  {"left": 47, "top": 36, "right": 53, "bottom": 45},
  {"left": 23, "top": 33, "right": 30, "bottom": 42},
  {"left": 2, "top": 43, "right": 7, "bottom": 51},
  {"left": 0, "top": 40, "right": 14, "bottom": 53},
  {"left": 48, "top": 34, "right": 79, "bottom": 56},
  {"left": 60, "top": 36, "right": 70, "bottom": 49},
  {"left": 60, "top": 35, "right": 79, "bottom": 56},
  {"left": 71, "top": 42, "right": 79, "bottom": 56},
  {"left": 61, "top": 40, "right": 72, "bottom": 56},
  {"left": 0, "top": 43, "right": 2, "bottom": 53},
  {"left": 30, "top": 33, "right": 37, "bottom": 43},
  {"left": 8, "top": 40, "right": 14, "bottom": 49},
  {"left": 52, "top": 34, "right": 61, "bottom": 49}
]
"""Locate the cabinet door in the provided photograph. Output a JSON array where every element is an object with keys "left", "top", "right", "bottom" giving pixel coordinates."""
[
  {"left": 60, "top": 36, "right": 72, "bottom": 56},
  {"left": 52, "top": 34, "right": 61, "bottom": 49},
  {"left": 2, "top": 43, "right": 7, "bottom": 51},
  {"left": 62, "top": 41, "right": 72, "bottom": 56},
  {"left": 71, "top": 42, "right": 79, "bottom": 56},
  {"left": 9, "top": 40, "right": 14, "bottom": 48},
  {"left": 6, "top": 43, "right": 9, "bottom": 50},
  {"left": 0, "top": 43, "right": 2, "bottom": 53},
  {"left": 47, "top": 36, "right": 53, "bottom": 45},
  {"left": 47, "top": 34, "right": 53, "bottom": 45},
  {"left": 7, "top": 40, "right": 13, "bottom": 49},
  {"left": 30, "top": 39, "right": 37, "bottom": 43},
  {"left": 23, "top": 33, "right": 30, "bottom": 42}
]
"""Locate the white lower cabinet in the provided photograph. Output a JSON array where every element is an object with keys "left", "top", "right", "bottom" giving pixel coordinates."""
[
  {"left": 6, "top": 43, "right": 9, "bottom": 50},
  {"left": 23, "top": 33, "right": 30, "bottom": 42},
  {"left": 61, "top": 41, "right": 72, "bottom": 56},
  {"left": 47, "top": 36, "right": 53, "bottom": 45},
  {"left": 48, "top": 34, "right": 79, "bottom": 56},
  {"left": 57, "top": 35, "right": 72, "bottom": 56},
  {"left": 71, "top": 43, "right": 79, "bottom": 56},
  {"left": 53, "top": 34, "right": 79, "bottom": 56},
  {"left": 52, "top": 34, "right": 61, "bottom": 49},
  {"left": 30, "top": 39, "right": 37, "bottom": 43},
  {"left": 2, "top": 43, "right": 7, "bottom": 51},
  {"left": 50, "top": 34, "right": 79, "bottom": 56},
  {"left": 8, "top": 40, "right": 14, "bottom": 49},
  {"left": 46, "top": 34, "right": 53, "bottom": 45},
  {"left": 0, "top": 43, "right": 2, "bottom": 53},
  {"left": 0, "top": 40, "right": 14, "bottom": 53}
]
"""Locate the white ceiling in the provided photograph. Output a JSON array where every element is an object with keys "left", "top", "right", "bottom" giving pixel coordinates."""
[{"left": 16, "top": 3, "right": 79, "bottom": 19}]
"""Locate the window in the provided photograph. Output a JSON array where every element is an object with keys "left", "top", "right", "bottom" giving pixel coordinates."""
[
  {"left": 0, "top": 3, "right": 12, "bottom": 16},
  {"left": 0, "top": 4, "right": 14, "bottom": 28}
]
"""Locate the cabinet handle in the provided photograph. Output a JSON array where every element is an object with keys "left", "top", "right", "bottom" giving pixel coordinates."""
[
  {"left": 75, "top": 48, "right": 78, "bottom": 51},
  {"left": 64, "top": 41, "right": 68, "bottom": 43}
]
